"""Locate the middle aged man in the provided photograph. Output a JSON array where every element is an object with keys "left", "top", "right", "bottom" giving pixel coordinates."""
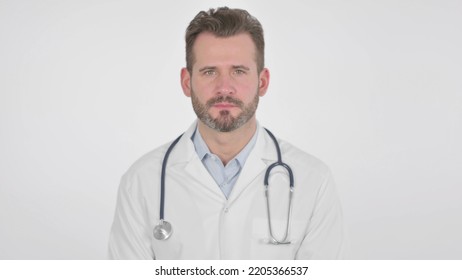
[{"left": 109, "top": 7, "right": 346, "bottom": 259}]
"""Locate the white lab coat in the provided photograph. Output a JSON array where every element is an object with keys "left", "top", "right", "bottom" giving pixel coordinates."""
[{"left": 108, "top": 121, "right": 346, "bottom": 259}]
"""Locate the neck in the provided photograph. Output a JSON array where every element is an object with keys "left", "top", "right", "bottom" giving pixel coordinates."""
[{"left": 197, "top": 117, "right": 257, "bottom": 165}]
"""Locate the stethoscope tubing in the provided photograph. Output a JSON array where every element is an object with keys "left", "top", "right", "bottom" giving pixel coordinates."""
[
  {"left": 159, "top": 134, "right": 183, "bottom": 221},
  {"left": 155, "top": 128, "right": 295, "bottom": 244},
  {"left": 263, "top": 128, "right": 294, "bottom": 188}
]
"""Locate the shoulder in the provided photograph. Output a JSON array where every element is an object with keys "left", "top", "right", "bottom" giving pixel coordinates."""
[
  {"left": 277, "top": 137, "right": 332, "bottom": 182},
  {"left": 129, "top": 143, "right": 169, "bottom": 172},
  {"left": 118, "top": 122, "right": 196, "bottom": 192},
  {"left": 278, "top": 138, "right": 330, "bottom": 171},
  {"left": 119, "top": 141, "right": 172, "bottom": 190}
]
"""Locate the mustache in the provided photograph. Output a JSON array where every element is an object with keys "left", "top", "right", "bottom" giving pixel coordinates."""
[{"left": 206, "top": 96, "right": 244, "bottom": 108}]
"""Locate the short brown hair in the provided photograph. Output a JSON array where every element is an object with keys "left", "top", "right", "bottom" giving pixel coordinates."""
[{"left": 185, "top": 7, "right": 265, "bottom": 73}]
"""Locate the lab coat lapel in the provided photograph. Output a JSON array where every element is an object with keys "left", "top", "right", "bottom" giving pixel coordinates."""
[
  {"left": 167, "top": 121, "right": 279, "bottom": 203},
  {"left": 169, "top": 121, "right": 225, "bottom": 200},
  {"left": 184, "top": 156, "right": 226, "bottom": 200},
  {"left": 227, "top": 126, "right": 278, "bottom": 204}
]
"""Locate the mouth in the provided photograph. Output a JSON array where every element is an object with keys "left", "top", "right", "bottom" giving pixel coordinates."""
[{"left": 212, "top": 102, "right": 238, "bottom": 109}]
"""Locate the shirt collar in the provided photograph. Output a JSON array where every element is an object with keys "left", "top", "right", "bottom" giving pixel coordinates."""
[
  {"left": 191, "top": 122, "right": 260, "bottom": 166},
  {"left": 191, "top": 127, "right": 210, "bottom": 161}
]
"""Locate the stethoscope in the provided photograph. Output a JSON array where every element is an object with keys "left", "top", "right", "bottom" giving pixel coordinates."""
[{"left": 153, "top": 128, "right": 295, "bottom": 245}]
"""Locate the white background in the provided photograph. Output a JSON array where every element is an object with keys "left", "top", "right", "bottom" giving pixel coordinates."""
[{"left": 0, "top": 0, "right": 461, "bottom": 259}]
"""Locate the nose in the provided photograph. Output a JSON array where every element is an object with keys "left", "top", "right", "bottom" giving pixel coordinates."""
[{"left": 215, "top": 73, "right": 235, "bottom": 95}]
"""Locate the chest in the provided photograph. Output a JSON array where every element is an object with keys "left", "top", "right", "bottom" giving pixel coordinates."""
[{"left": 149, "top": 164, "right": 313, "bottom": 259}]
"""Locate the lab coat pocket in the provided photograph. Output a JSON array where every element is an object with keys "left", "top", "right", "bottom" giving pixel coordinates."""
[{"left": 250, "top": 218, "right": 304, "bottom": 259}]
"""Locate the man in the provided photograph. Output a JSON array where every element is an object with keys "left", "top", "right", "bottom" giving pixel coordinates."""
[{"left": 108, "top": 7, "right": 345, "bottom": 259}]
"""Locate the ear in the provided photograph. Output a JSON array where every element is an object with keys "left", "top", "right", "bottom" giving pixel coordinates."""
[
  {"left": 258, "top": 68, "right": 270, "bottom": 97},
  {"left": 180, "top": 67, "right": 192, "bottom": 97}
]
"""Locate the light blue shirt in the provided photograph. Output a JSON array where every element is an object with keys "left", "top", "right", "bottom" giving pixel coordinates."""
[{"left": 191, "top": 124, "right": 259, "bottom": 199}]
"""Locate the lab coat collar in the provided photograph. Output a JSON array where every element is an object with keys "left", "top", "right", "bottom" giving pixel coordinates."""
[
  {"left": 167, "top": 119, "right": 279, "bottom": 202},
  {"left": 166, "top": 120, "right": 200, "bottom": 166},
  {"left": 167, "top": 119, "right": 278, "bottom": 165}
]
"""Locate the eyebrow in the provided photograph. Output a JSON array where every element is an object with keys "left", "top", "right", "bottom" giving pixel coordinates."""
[
  {"left": 232, "top": 65, "right": 250, "bottom": 71},
  {"left": 198, "top": 66, "right": 216, "bottom": 72},
  {"left": 198, "top": 65, "right": 250, "bottom": 72}
]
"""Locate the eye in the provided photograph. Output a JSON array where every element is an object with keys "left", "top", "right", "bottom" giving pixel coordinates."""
[
  {"left": 203, "top": 70, "right": 216, "bottom": 76},
  {"left": 234, "top": 69, "right": 246, "bottom": 75}
]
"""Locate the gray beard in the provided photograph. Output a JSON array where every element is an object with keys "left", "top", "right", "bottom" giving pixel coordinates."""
[{"left": 190, "top": 91, "right": 259, "bottom": 132}]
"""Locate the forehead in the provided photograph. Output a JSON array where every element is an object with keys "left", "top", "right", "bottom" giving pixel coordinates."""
[{"left": 192, "top": 32, "right": 257, "bottom": 69}]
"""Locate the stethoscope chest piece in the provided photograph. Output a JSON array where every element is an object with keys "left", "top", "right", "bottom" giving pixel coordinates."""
[{"left": 153, "top": 220, "right": 173, "bottom": 240}]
